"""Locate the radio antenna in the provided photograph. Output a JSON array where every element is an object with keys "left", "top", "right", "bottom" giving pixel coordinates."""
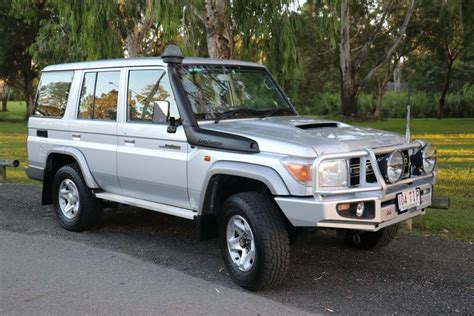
[{"left": 405, "top": 81, "right": 411, "bottom": 143}]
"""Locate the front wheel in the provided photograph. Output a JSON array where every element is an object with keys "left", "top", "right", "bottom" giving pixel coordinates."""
[{"left": 219, "top": 192, "right": 290, "bottom": 291}]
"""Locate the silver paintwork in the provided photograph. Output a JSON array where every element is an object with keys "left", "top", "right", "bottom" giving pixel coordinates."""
[
  {"left": 226, "top": 215, "right": 256, "bottom": 272},
  {"left": 58, "top": 179, "right": 80, "bottom": 219},
  {"left": 27, "top": 58, "right": 436, "bottom": 231}
]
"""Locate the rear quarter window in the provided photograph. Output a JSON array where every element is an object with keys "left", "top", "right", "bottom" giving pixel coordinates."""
[{"left": 34, "top": 71, "right": 74, "bottom": 118}]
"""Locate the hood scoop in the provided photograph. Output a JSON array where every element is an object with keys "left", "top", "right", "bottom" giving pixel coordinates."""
[{"left": 296, "top": 122, "right": 339, "bottom": 130}]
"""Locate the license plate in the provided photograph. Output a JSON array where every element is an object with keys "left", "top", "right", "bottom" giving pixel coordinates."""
[{"left": 397, "top": 188, "right": 421, "bottom": 212}]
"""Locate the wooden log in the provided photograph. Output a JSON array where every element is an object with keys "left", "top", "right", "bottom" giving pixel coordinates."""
[
  {"left": 404, "top": 219, "right": 413, "bottom": 231},
  {"left": 0, "top": 166, "right": 6, "bottom": 183}
]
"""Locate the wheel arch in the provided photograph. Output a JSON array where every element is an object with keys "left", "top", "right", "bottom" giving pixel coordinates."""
[
  {"left": 196, "top": 162, "right": 290, "bottom": 240},
  {"left": 41, "top": 147, "right": 99, "bottom": 205}
]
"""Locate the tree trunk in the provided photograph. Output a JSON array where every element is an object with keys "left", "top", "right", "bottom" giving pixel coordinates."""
[
  {"left": 373, "top": 88, "right": 385, "bottom": 119},
  {"left": 197, "top": 0, "right": 234, "bottom": 59},
  {"left": 339, "top": 0, "right": 358, "bottom": 117},
  {"left": 340, "top": 83, "right": 358, "bottom": 117},
  {"left": 124, "top": 16, "right": 154, "bottom": 57},
  {"left": 26, "top": 92, "right": 35, "bottom": 117},
  {"left": 1, "top": 96, "right": 7, "bottom": 112},
  {"left": 437, "top": 59, "right": 454, "bottom": 119}
]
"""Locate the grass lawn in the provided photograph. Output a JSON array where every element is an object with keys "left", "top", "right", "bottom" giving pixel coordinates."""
[{"left": 1, "top": 102, "right": 473, "bottom": 241}]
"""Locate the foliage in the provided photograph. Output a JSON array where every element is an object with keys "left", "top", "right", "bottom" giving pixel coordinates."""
[
  {"left": 0, "top": 0, "right": 45, "bottom": 114},
  {"left": 295, "top": 88, "right": 474, "bottom": 119}
]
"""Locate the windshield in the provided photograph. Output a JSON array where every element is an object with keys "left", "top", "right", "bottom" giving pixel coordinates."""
[{"left": 177, "top": 65, "right": 294, "bottom": 121}]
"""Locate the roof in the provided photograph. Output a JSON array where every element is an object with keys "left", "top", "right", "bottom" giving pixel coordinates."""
[{"left": 42, "top": 57, "right": 265, "bottom": 72}]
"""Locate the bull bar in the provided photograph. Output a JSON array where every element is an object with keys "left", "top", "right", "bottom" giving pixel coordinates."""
[{"left": 275, "top": 141, "right": 436, "bottom": 231}]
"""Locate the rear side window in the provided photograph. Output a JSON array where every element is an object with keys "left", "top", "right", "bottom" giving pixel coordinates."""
[
  {"left": 34, "top": 71, "right": 73, "bottom": 117},
  {"left": 78, "top": 71, "right": 120, "bottom": 121}
]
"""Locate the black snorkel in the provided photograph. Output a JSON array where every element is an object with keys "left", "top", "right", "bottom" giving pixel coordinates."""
[{"left": 162, "top": 45, "right": 259, "bottom": 153}]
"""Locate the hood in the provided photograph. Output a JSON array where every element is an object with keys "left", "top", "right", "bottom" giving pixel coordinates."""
[{"left": 199, "top": 116, "right": 405, "bottom": 157}]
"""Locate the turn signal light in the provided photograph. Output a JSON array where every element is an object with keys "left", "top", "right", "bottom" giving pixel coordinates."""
[
  {"left": 337, "top": 203, "right": 351, "bottom": 212},
  {"left": 286, "top": 163, "right": 312, "bottom": 183}
]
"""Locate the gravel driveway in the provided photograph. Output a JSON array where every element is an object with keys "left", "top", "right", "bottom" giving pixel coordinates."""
[{"left": 1, "top": 184, "right": 473, "bottom": 314}]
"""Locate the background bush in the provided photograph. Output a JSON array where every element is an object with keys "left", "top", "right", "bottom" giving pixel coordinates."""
[{"left": 295, "top": 86, "right": 474, "bottom": 118}]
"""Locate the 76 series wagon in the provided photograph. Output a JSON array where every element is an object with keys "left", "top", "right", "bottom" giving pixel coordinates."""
[{"left": 26, "top": 45, "right": 437, "bottom": 290}]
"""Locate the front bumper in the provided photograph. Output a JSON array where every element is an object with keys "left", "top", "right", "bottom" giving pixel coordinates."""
[{"left": 275, "top": 176, "right": 433, "bottom": 232}]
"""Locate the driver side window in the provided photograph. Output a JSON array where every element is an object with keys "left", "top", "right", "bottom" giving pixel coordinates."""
[{"left": 127, "top": 69, "right": 179, "bottom": 123}]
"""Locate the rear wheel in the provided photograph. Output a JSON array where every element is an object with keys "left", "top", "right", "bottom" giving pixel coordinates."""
[
  {"left": 219, "top": 192, "right": 290, "bottom": 291},
  {"left": 52, "top": 164, "right": 103, "bottom": 232},
  {"left": 344, "top": 223, "right": 401, "bottom": 250}
]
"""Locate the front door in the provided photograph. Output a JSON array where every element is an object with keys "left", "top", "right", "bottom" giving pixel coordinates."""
[{"left": 116, "top": 67, "right": 190, "bottom": 209}]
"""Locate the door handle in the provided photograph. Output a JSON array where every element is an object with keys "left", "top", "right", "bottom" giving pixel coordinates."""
[
  {"left": 124, "top": 138, "right": 135, "bottom": 144},
  {"left": 72, "top": 133, "right": 81, "bottom": 139}
]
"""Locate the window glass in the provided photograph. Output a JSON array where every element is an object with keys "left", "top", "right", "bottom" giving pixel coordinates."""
[
  {"left": 78, "top": 71, "right": 120, "bottom": 120},
  {"left": 78, "top": 72, "right": 96, "bottom": 119},
  {"left": 34, "top": 71, "right": 73, "bottom": 117},
  {"left": 127, "top": 69, "right": 179, "bottom": 122},
  {"left": 177, "top": 65, "right": 292, "bottom": 120}
]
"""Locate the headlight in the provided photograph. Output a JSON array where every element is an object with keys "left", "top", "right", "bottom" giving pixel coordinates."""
[
  {"left": 318, "top": 159, "right": 348, "bottom": 187},
  {"left": 411, "top": 143, "right": 437, "bottom": 174},
  {"left": 384, "top": 151, "right": 405, "bottom": 184}
]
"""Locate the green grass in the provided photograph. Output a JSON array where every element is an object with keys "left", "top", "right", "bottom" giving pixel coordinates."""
[
  {"left": 1, "top": 103, "right": 473, "bottom": 241},
  {"left": 0, "top": 102, "right": 30, "bottom": 183}
]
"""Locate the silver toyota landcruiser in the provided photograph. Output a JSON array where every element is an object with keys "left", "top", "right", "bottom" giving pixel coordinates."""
[{"left": 26, "top": 45, "right": 436, "bottom": 290}]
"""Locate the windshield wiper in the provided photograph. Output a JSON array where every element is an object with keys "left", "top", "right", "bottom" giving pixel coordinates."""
[
  {"left": 214, "top": 108, "right": 260, "bottom": 123},
  {"left": 262, "top": 107, "right": 291, "bottom": 119}
]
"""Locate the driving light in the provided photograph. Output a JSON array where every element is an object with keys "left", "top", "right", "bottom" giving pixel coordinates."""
[
  {"left": 411, "top": 143, "right": 437, "bottom": 174},
  {"left": 384, "top": 151, "right": 405, "bottom": 184},
  {"left": 318, "top": 159, "right": 348, "bottom": 187},
  {"left": 422, "top": 144, "right": 437, "bottom": 174}
]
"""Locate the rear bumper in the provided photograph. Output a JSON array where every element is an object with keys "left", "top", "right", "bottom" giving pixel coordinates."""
[
  {"left": 25, "top": 165, "right": 44, "bottom": 181},
  {"left": 275, "top": 181, "right": 432, "bottom": 232}
]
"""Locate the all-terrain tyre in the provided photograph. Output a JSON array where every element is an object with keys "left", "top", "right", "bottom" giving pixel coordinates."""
[
  {"left": 52, "top": 164, "right": 103, "bottom": 232},
  {"left": 345, "top": 223, "right": 401, "bottom": 250},
  {"left": 218, "top": 192, "right": 290, "bottom": 291}
]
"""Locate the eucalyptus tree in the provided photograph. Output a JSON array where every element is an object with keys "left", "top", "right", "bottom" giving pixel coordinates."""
[
  {"left": 418, "top": 0, "right": 474, "bottom": 119},
  {"left": 180, "top": 0, "right": 302, "bottom": 87},
  {"left": 313, "top": 0, "right": 415, "bottom": 117}
]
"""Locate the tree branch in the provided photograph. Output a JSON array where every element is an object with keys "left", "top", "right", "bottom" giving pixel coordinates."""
[{"left": 358, "top": 0, "right": 415, "bottom": 91}]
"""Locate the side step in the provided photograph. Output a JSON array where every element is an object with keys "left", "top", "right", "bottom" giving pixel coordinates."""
[{"left": 95, "top": 192, "right": 196, "bottom": 220}]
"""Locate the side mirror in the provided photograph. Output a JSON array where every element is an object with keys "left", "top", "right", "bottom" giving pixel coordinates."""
[{"left": 152, "top": 100, "right": 170, "bottom": 123}]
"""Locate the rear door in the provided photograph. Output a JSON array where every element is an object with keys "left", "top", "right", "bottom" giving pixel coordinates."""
[
  {"left": 69, "top": 69, "right": 121, "bottom": 194},
  {"left": 116, "top": 67, "right": 190, "bottom": 209}
]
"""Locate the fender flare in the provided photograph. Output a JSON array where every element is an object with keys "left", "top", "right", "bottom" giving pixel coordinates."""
[
  {"left": 46, "top": 147, "right": 99, "bottom": 189},
  {"left": 198, "top": 161, "right": 290, "bottom": 214}
]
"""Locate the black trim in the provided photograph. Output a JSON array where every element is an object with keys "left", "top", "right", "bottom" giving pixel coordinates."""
[
  {"left": 166, "top": 62, "right": 260, "bottom": 153},
  {"left": 37, "top": 130, "right": 48, "bottom": 138}
]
